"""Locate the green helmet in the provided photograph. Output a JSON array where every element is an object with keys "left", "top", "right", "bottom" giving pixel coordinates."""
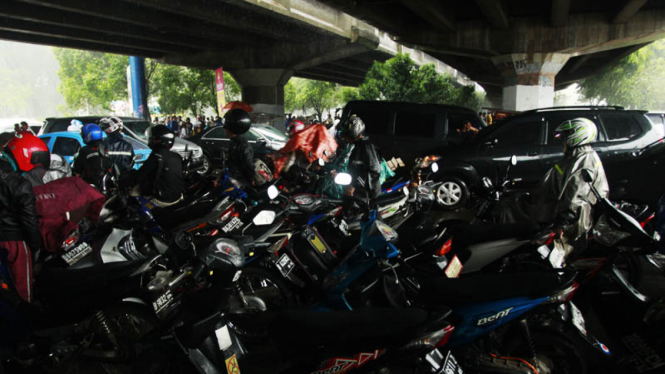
[{"left": 554, "top": 117, "right": 597, "bottom": 148}]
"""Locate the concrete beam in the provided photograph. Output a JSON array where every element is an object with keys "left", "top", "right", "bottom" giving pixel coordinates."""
[
  {"left": 400, "top": 0, "right": 456, "bottom": 32},
  {"left": 118, "top": 0, "right": 315, "bottom": 41},
  {"left": 613, "top": 0, "right": 648, "bottom": 24},
  {"left": 291, "top": 27, "right": 380, "bottom": 70},
  {"left": 295, "top": 71, "right": 362, "bottom": 86},
  {"left": 475, "top": 0, "right": 510, "bottom": 29},
  {"left": 12, "top": 0, "right": 260, "bottom": 45},
  {"left": 0, "top": 1, "right": 215, "bottom": 49},
  {"left": 0, "top": 16, "right": 191, "bottom": 54},
  {"left": 551, "top": 0, "right": 571, "bottom": 27},
  {"left": 0, "top": 29, "right": 162, "bottom": 57}
]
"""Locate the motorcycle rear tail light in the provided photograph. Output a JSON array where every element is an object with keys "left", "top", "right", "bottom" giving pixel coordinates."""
[
  {"left": 215, "top": 206, "right": 236, "bottom": 224},
  {"left": 547, "top": 281, "right": 579, "bottom": 304},
  {"left": 62, "top": 231, "right": 79, "bottom": 250},
  {"left": 435, "top": 238, "right": 452, "bottom": 257},
  {"left": 535, "top": 231, "right": 556, "bottom": 246},
  {"left": 641, "top": 213, "right": 655, "bottom": 228},
  {"left": 404, "top": 324, "right": 455, "bottom": 350}
]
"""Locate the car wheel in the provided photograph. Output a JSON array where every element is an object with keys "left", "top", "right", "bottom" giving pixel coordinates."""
[
  {"left": 435, "top": 177, "right": 468, "bottom": 210},
  {"left": 197, "top": 154, "right": 211, "bottom": 175}
]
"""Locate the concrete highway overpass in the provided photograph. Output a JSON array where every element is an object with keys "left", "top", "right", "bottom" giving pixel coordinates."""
[
  {"left": 0, "top": 0, "right": 471, "bottom": 116},
  {"left": 319, "top": 0, "right": 665, "bottom": 110}
]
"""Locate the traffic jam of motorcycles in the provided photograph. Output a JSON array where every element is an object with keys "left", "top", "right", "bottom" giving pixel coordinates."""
[{"left": 1, "top": 106, "right": 664, "bottom": 374}]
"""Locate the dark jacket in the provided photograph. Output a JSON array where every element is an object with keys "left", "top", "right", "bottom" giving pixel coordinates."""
[
  {"left": 73, "top": 140, "right": 111, "bottom": 188},
  {"left": 0, "top": 161, "right": 43, "bottom": 253},
  {"left": 228, "top": 135, "right": 255, "bottom": 185},
  {"left": 136, "top": 147, "right": 184, "bottom": 203},
  {"left": 103, "top": 132, "right": 134, "bottom": 172},
  {"left": 347, "top": 138, "right": 382, "bottom": 199}
]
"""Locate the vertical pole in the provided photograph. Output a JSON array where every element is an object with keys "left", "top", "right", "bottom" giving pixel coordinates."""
[{"left": 129, "top": 56, "right": 149, "bottom": 120}]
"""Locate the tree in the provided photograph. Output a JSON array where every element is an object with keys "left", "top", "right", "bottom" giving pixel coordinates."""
[
  {"left": 53, "top": 49, "right": 128, "bottom": 113},
  {"left": 356, "top": 53, "right": 484, "bottom": 110},
  {"left": 578, "top": 40, "right": 665, "bottom": 110},
  {"left": 224, "top": 71, "right": 241, "bottom": 104},
  {"left": 152, "top": 65, "right": 216, "bottom": 116},
  {"left": 284, "top": 81, "right": 297, "bottom": 113},
  {"left": 298, "top": 79, "right": 339, "bottom": 121}
]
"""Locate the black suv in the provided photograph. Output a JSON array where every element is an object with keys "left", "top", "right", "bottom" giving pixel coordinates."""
[
  {"left": 339, "top": 101, "right": 486, "bottom": 170},
  {"left": 429, "top": 106, "right": 665, "bottom": 209}
]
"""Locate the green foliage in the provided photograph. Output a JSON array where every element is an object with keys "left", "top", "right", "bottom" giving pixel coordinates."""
[
  {"left": 356, "top": 53, "right": 484, "bottom": 110},
  {"left": 284, "top": 81, "right": 297, "bottom": 113},
  {"left": 151, "top": 64, "right": 216, "bottom": 115},
  {"left": 223, "top": 71, "right": 241, "bottom": 104},
  {"left": 53, "top": 49, "right": 128, "bottom": 114},
  {"left": 578, "top": 40, "right": 665, "bottom": 110},
  {"left": 286, "top": 78, "right": 341, "bottom": 120}
]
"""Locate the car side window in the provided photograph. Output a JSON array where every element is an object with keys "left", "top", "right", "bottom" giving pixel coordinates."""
[
  {"left": 600, "top": 113, "right": 643, "bottom": 142},
  {"left": 204, "top": 127, "right": 227, "bottom": 139},
  {"left": 394, "top": 112, "right": 436, "bottom": 137},
  {"left": 544, "top": 114, "right": 600, "bottom": 144},
  {"left": 39, "top": 136, "right": 50, "bottom": 148},
  {"left": 52, "top": 137, "right": 81, "bottom": 156},
  {"left": 350, "top": 109, "right": 392, "bottom": 135},
  {"left": 492, "top": 119, "right": 543, "bottom": 146}
]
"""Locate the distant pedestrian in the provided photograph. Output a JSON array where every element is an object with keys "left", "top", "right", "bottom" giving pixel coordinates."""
[{"left": 214, "top": 116, "right": 222, "bottom": 127}]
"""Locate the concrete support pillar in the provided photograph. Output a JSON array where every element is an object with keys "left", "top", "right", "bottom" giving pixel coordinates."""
[
  {"left": 492, "top": 53, "right": 569, "bottom": 111},
  {"left": 230, "top": 69, "right": 293, "bottom": 126}
]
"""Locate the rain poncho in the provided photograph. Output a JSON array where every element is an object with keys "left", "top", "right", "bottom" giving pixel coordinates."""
[
  {"left": 500, "top": 145, "right": 609, "bottom": 241},
  {"left": 272, "top": 124, "right": 338, "bottom": 178}
]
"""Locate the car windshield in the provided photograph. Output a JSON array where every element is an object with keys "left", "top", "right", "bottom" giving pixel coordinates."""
[
  {"left": 123, "top": 121, "right": 152, "bottom": 142},
  {"left": 253, "top": 126, "right": 287, "bottom": 142}
]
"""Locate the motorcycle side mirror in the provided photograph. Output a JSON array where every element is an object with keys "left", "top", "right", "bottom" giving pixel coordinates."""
[
  {"left": 334, "top": 173, "right": 352, "bottom": 186},
  {"left": 510, "top": 155, "right": 517, "bottom": 166},
  {"left": 253, "top": 210, "right": 276, "bottom": 226},
  {"left": 267, "top": 185, "right": 279, "bottom": 200},
  {"left": 318, "top": 158, "right": 325, "bottom": 167},
  {"left": 580, "top": 169, "right": 594, "bottom": 183}
]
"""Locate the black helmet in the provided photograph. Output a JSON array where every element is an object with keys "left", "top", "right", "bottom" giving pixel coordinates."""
[
  {"left": 148, "top": 125, "right": 176, "bottom": 150},
  {"left": 223, "top": 109, "right": 251, "bottom": 135},
  {"left": 340, "top": 115, "right": 365, "bottom": 140}
]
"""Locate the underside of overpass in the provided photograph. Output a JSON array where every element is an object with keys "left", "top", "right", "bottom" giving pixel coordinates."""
[{"left": 319, "top": 0, "right": 665, "bottom": 110}]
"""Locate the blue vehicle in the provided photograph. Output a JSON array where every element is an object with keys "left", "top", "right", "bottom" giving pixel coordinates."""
[
  {"left": 38, "top": 131, "right": 151, "bottom": 170},
  {"left": 317, "top": 206, "right": 612, "bottom": 373}
]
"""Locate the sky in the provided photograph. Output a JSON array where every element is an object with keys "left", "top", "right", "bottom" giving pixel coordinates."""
[{"left": 0, "top": 40, "right": 65, "bottom": 129}]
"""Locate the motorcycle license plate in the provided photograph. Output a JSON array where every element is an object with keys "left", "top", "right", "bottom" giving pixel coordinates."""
[
  {"left": 570, "top": 302, "right": 587, "bottom": 336},
  {"left": 276, "top": 254, "right": 295, "bottom": 277},
  {"left": 61, "top": 242, "right": 92, "bottom": 266},
  {"left": 445, "top": 255, "right": 463, "bottom": 278},
  {"left": 222, "top": 217, "right": 243, "bottom": 233},
  {"left": 339, "top": 219, "right": 349, "bottom": 235},
  {"left": 425, "top": 349, "right": 464, "bottom": 374}
]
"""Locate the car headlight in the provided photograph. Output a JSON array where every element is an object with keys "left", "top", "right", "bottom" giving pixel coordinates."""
[
  {"left": 201, "top": 238, "right": 244, "bottom": 268},
  {"left": 193, "top": 148, "right": 202, "bottom": 158}
]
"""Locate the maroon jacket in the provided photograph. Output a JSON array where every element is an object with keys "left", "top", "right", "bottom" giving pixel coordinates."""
[{"left": 32, "top": 176, "right": 105, "bottom": 252}]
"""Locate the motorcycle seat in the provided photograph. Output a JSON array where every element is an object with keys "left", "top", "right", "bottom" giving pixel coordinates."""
[
  {"left": 418, "top": 271, "right": 575, "bottom": 308},
  {"left": 376, "top": 189, "right": 407, "bottom": 207},
  {"left": 38, "top": 260, "right": 145, "bottom": 293},
  {"left": 449, "top": 222, "right": 542, "bottom": 248},
  {"left": 268, "top": 307, "right": 443, "bottom": 352}
]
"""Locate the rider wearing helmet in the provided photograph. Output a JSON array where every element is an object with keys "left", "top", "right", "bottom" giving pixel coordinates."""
[
  {"left": 131, "top": 125, "right": 184, "bottom": 207},
  {"left": 338, "top": 115, "right": 382, "bottom": 202},
  {"left": 534, "top": 118, "right": 609, "bottom": 237},
  {"left": 0, "top": 134, "right": 45, "bottom": 302},
  {"left": 73, "top": 123, "right": 111, "bottom": 188},
  {"left": 223, "top": 109, "right": 256, "bottom": 186},
  {"left": 99, "top": 117, "right": 134, "bottom": 172},
  {"left": 3, "top": 133, "right": 51, "bottom": 187},
  {"left": 511, "top": 117, "right": 609, "bottom": 256}
]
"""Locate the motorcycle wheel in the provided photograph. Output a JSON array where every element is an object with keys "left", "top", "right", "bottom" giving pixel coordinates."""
[
  {"left": 229, "top": 266, "right": 296, "bottom": 340},
  {"left": 86, "top": 303, "right": 159, "bottom": 374},
  {"left": 500, "top": 330, "right": 587, "bottom": 374}
]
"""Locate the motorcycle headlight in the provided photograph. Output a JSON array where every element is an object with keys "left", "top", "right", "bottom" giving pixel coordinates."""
[
  {"left": 374, "top": 220, "right": 398, "bottom": 242},
  {"left": 202, "top": 238, "right": 244, "bottom": 268},
  {"left": 253, "top": 210, "right": 276, "bottom": 226}
]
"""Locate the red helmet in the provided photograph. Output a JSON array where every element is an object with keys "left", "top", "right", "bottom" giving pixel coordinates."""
[
  {"left": 288, "top": 120, "right": 305, "bottom": 136},
  {"left": 4, "top": 133, "right": 50, "bottom": 172}
]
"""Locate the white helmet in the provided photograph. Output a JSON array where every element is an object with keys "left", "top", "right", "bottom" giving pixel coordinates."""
[
  {"left": 99, "top": 117, "right": 124, "bottom": 134},
  {"left": 554, "top": 117, "right": 597, "bottom": 148}
]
